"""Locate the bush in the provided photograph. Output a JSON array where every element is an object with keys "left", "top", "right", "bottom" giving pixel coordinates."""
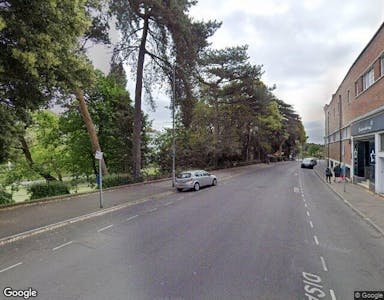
[
  {"left": 28, "top": 181, "right": 70, "bottom": 200},
  {"left": 0, "top": 190, "right": 14, "bottom": 205},
  {"left": 100, "top": 174, "right": 134, "bottom": 189}
]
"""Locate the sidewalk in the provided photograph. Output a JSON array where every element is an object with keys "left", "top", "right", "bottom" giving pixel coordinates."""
[
  {"left": 314, "top": 160, "right": 384, "bottom": 236},
  {"left": 0, "top": 164, "right": 264, "bottom": 241}
]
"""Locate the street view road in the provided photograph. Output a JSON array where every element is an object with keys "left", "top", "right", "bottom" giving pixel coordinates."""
[{"left": 1, "top": 162, "right": 384, "bottom": 299}]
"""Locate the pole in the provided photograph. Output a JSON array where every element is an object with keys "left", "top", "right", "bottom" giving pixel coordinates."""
[
  {"left": 172, "top": 63, "right": 176, "bottom": 187},
  {"left": 99, "top": 158, "right": 103, "bottom": 208},
  {"left": 327, "top": 112, "right": 330, "bottom": 168},
  {"left": 343, "top": 144, "right": 346, "bottom": 192}
]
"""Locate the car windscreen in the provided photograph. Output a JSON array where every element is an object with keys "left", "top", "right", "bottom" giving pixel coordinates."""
[
  {"left": 303, "top": 159, "right": 312, "bottom": 162},
  {"left": 177, "top": 173, "right": 191, "bottom": 179}
]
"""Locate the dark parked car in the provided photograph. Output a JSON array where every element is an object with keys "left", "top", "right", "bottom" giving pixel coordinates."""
[{"left": 301, "top": 158, "right": 317, "bottom": 169}]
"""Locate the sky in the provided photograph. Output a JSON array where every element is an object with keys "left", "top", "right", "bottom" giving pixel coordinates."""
[{"left": 88, "top": 0, "right": 384, "bottom": 144}]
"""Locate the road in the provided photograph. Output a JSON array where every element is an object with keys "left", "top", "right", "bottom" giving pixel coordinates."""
[{"left": 1, "top": 162, "right": 384, "bottom": 299}]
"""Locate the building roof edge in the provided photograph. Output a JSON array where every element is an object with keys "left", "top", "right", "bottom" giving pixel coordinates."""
[{"left": 325, "top": 22, "right": 384, "bottom": 107}]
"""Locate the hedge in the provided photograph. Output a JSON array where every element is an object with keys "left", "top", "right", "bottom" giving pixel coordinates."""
[
  {"left": 0, "top": 190, "right": 14, "bottom": 205},
  {"left": 28, "top": 181, "right": 70, "bottom": 200},
  {"left": 100, "top": 174, "right": 134, "bottom": 189}
]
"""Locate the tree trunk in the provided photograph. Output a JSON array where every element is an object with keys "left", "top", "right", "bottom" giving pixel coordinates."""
[
  {"left": 19, "top": 135, "right": 57, "bottom": 182},
  {"left": 246, "top": 123, "right": 251, "bottom": 161},
  {"left": 179, "top": 72, "right": 196, "bottom": 128},
  {"left": 213, "top": 96, "right": 219, "bottom": 168},
  {"left": 75, "top": 88, "right": 108, "bottom": 176},
  {"left": 132, "top": 15, "right": 149, "bottom": 179}
]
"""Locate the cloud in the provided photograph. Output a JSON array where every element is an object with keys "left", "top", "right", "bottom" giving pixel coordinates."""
[
  {"left": 304, "top": 120, "right": 324, "bottom": 144},
  {"left": 88, "top": 0, "right": 384, "bottom": 145},
  {"left": 189, "top": 0, "right": 383, "bottom": 144}
]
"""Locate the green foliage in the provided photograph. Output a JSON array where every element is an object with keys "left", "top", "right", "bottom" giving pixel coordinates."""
[
  {"left": 101, "top": 174, "right": 134, "bottom": 189},
  {"left": 27, "top": 181, "right": 70, "bottom": 200},
  {"left": 60, "top": 69, "right": 150, "bottom": 175},
  {"left": 305, "top": 143, "right": 324, "bottom": 158},
  {"left": 0, "top": 190, "right": 14, "bottom": 205}
]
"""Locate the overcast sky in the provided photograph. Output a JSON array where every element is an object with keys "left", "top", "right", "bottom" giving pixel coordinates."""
[{"left": 89, "top": 0, "right": 384, "bottom": 144}]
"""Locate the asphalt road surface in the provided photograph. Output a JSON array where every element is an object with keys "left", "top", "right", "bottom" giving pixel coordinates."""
[{"left": 1, "top": 162, "right": 384, "bottom": 300}]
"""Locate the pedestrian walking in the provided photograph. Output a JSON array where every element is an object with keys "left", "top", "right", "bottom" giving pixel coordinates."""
[
  {"left": 325, "top": 167, "right": 332, "bottom": 183},
  {"left": 333, "top": 164, "right": 341, "bottom": 182}
]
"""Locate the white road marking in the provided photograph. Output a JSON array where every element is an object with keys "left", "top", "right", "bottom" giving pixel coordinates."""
[
  {"left": 314, "top": 235, "right": 319, "bottom": 245},
  {"left": 126, "top": 215, "right": 138, "bottom": 222},
  {"left": 97, "top": 225, "right": 114, "bottom": 232},
  {"left": 52, "top": 241, "right": 73, "bottom": 251},
  {"left": 306, "top": 211, "right": 311, "bottom": 217},
  {"left": 147, "top": 208, "right": 158, "bottom": 213},
  {"left": 330, "top": 289, "right": 337, "bottom": 300},
  {"left": 0, "top": 262, "right": 23, "bottom": 273},
  {"left": 320, "top": 256, "right": 328, "bottom": 272},
  {"left": 302, "top": 272, "right": 326, "bottom": 298},
  {"left": 294, "top": 187, "right": 300, "bottom": 193},
  {"left": 163, "top": 201, "right": 174, "bottom": 207},
  {"left": 304, "top": 203, "right": 308, "bottom": 208},
  {"left": 309, "top": 221, "right": 314, "bottom": 228},
  {"left": 176, "top": 196, "right": 184, "bottom": 201}
]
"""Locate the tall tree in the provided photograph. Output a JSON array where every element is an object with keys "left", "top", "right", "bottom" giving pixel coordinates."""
[
  {"left": 0, "top": 0, "right": 110, "bottom": 177},
  {"left": 111, "top": 0, "right": 219, "bottom": 178},
  {"left": 197, "top": 45, "right": 262, "bottom": 166}
]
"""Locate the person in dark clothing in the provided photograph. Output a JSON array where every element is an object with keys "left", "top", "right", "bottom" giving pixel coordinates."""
[
  {"left": 333, "top": 164, "right": 341, "bottom": 182},
  {"left": 325, "top": 167, "right": 332, "bottom": 183}
]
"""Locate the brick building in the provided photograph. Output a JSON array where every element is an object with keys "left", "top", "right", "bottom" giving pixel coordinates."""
[{"left": 324, "top": 22, "right": 384, "bottom": 193}]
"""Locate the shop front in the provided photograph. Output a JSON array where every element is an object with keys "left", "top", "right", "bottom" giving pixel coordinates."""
[{"left": 351, "top": 112, "right": 384, "bottom": 193}]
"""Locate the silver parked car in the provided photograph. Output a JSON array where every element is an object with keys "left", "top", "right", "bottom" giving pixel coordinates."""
[
  {"left": 301, "top": 157, "right": 317, "bottom": 169},
  {"left": 175, "top": 170, "right": 217, "bottom": 192}
]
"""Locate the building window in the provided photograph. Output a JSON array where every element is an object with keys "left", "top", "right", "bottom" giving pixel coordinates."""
[
  {"left": 381, "top": 134, "right": 384, "bottom": 152},
  {"left": 355, "top": 81, "right": 359, "bottom": 96},
  {"left": 362, "top": 68, "right": 374, "bottom": 90},
  {"left": 381, "top": 55, "right": 384, "bottom": 77},
  {"left": 347, "top": 90, "right": 350, "bottom": 104}
]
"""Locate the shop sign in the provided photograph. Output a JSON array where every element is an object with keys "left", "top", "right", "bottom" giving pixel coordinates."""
[{"left": 352, "top": 112, "right": 384, "bottom": 136}]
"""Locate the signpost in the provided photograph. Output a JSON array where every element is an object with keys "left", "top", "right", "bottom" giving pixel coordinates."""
[{"left": 95, "top": 151, "right": 103, "bottom": 208}]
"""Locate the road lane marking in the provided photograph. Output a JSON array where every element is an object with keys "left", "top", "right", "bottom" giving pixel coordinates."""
[
  {"left": 294, "top": 187, "right": 300, "bottom": 193},
  {"left": 52, "top": 241, "right": 73, "bottom": 251},
  {"left": 126, "top": 215, "right": 138, "bottom": 222},
  {"left": 163, "top": 201, "right": 174, "bottom": 207},
  {"left": 306, "top": 211, "right": 311, "bottom": 217},
  {"left": 146, "top": 208, "right": 158, "bottom": 213},
  {"left": 304, "top": 203, "right": 308, "bottom": 208},
  {"left": 0, "top": 190, "right": 175, "bottom": 247},
  {"left": 97, "top": 225, "right": 114, "bottom": 232},
  {"left": 314, "top": 235, "right": 319, "bottom": 245},
  {"left": 309, "top": 221, "right": 314, "bottom": 228},
  {"left": 302, "top": 272, "right": 326, "bottom": 299},
  {"left": 330, "top": 289, "right": 337, "bottom": 300},
  {"left": 0, "top": 262, "right": 23, "bottom": 273},
  {"left": 320, "top": 256, "right": 328, "bottom": 272},
  {"left": 176, "top": 196, "right": 184, "bottom": 201}
]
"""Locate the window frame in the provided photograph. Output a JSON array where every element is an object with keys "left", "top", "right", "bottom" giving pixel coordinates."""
[
  {"left": 362, "top": 68, "right": 374, "bottom": 91},
  {"left": 381, "top": 55, "right": 384, "bottom": 77}
]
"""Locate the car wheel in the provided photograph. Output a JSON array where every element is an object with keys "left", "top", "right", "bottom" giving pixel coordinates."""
[
  {"left": 212, "top": 179, "right": 217, "bottom": 186},
  {"left": 194, "top": 182, "right": 200, "bottom": 191},
  {"left": 177, "top": 188, "right": 183, "bottom": 192}
]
